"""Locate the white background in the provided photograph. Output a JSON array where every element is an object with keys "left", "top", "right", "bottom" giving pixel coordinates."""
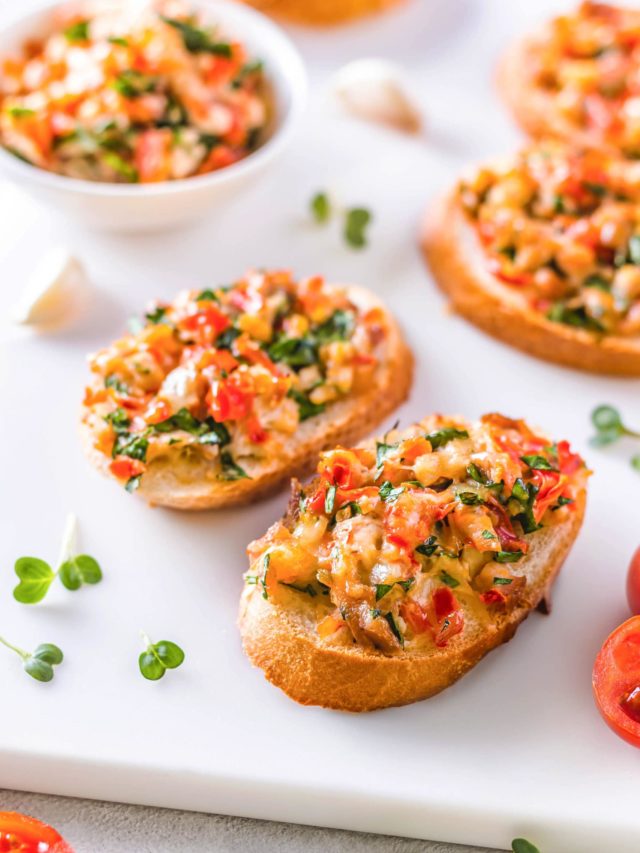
[{"left": 1, "top": 1, "right": 639, "bottom": 851}]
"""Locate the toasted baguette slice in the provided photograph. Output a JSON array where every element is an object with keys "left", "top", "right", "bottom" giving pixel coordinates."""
[
  {"left": 241, "top": 0, "right": 405, "bottom": 26},
  {"left": 80, "top": 282, "right": 413, "bottom": 510},
  {"left": 239, "top": 415, "right": 588, "bottom": 711},
  {"left": 421, "top": 191, "right": 640, "bottom": 376}
]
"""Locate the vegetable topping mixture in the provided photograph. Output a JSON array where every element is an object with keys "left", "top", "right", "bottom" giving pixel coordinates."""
[
  {"left": 460, "top": 141, "right": 640, "bottom": 336},
  {"left": 83, "top": 270, "right": 386, "bottom": 491},
  {"left": 526, "top": 2, "right": 640, "bottom": 156},
  {"left": 0, "top": 0, "right": 269, "bottom": 182},
  {"left": 246, "top": 414, "right": 587, "bottom": 654}
]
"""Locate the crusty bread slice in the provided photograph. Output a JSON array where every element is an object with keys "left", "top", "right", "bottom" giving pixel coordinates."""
[
  {"left": 239, "top": 444, "right": 587, "bottom": 713},
  {"left": 421, "top": 191, "right": 640, "bottom": 376},
  {"left": 80, "top": 284, "right": 413, "bottom": 510}
]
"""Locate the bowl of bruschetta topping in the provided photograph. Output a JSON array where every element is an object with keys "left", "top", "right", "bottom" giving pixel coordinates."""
[
  {"left": 423, "top": 141, "right": 640, "bottom": 375},
  {"left": 0, "top": 0, "right": 306, "bottom": 229},
  {"left": 81, "top": 269, "right": 412, "bottom": 509},
  {"left": 239, "top": 413, "right": 588, "bottom": 711},
  {"left": 499, "top": 2, "right": 640, "bottom": 157}
]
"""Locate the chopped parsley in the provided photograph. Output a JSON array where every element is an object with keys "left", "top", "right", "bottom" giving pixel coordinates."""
[
  {"left": 379, "top": 481, "right": 404, "bottom": 502},
  {"left": 425, "top": 427, "right": 469, "bottom": 449},
  {"left": 288, "top": 389, "right": 326, "bottom": 421},
  {"left": 219, "top": 451, "right": 250, "bottom": 481},
  {"left": 161, "top": 17, "right": 232, "bottom": 56}
]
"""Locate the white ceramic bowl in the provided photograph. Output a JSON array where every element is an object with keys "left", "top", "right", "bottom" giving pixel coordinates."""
[{"left": 0, "top": 0, "right": 307, "bottom": 232}]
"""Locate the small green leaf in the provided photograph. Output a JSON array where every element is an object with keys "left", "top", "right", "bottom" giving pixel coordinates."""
[
  {"left": 344, "top": 207, "right": 372, "bottom": 249},
  {"left": 310, "top": 191, "right": 331, "bottom": 223},
  {"left": 440, "top": 570, "right": 460, "bottom": 588},
  {"left": 632, "top": 455, "right": 640, "bottom": 473},
  {"left": 457, "top": 491, "right": 483, "bottom": 506},
  {"left": 32, "top": 643, "right": 64, "bottom": 665},
  {"left": 139, "top": 651, "right": 165, "bottom": 681},
  {"left": 512, "top": 840, "right": 540, "bottom": 853},
  {"left": 219, "top": 450, "right": 250, "bottom": 481},
  {"left": 288, "top": 388, "right": 325, "bottom": 421},
  {"left": 58, "top": 560, "right": 82, "bottom": 591},
  {"left": 8, "top": 106, "right": 36, "bottom": 118},
  {"left": 426, "top": 428, "right": 469, "bottom": 450},
  {"left": 24, "top": 657, "right": 54, "bottom": 682},
  {"left": 13, "top": 557, "right": 55, "bottom": 604},
  {"left": 153, "top": 641, "right": 185, "bottom": 669},
  {"left": 493, "top": 577, "right": 514, "bottom": 585},
  {"left": 379, "top": 481, "right": 404, "bottom": 502},
  {"left": 495, "top": 550, "right": 524, "bottom": 563},
  {"left": 125, "top": 474, "right": 142, "bottom": 493},
  {"left": 520, "top": 454, "right": 556, "bottom": 470},
  {"left": 58, "top": 555, "right": 102, "bottom": 590},
  {"left": 64, "top": 20, "right": 90, "bottom": 41},
  {"left": 592, "top": 404, "right": 622, "bottom": 432}
]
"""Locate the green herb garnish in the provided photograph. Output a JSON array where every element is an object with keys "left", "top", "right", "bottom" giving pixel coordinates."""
[
  {"left": 520, "top": 454, "right": 556, "bottom": 471},
  {"left": 344, "top": 207, "right": 372, "bottom": 249},
  {"left": 138, "top": 630, "right": 185, "bottom": 681},
  {"left": 425, "top": 427, "right": 469, "bottom": 449},
  {"left": 161, "top": 17, "right": 232, "bottom": 56},
  {"left": 113, "top": 70, "right": 158, "bottom": 99},
  {"left": 267, "top": 336, "right": 318, "bottom": 368},
  {"left": 219, "top": 450, "right": 250, "bottom": 481},
  {"left": 440, "top": 570, "right": 460, "bottom": 588},
  {"left": 324, "top": 484, "right": 337, "bottom": 515},
  {"left": 494, "top": 551, "right": 524, "bottom": 563},
  {"left": 310, "top": 191, "right": 331, "bottom": 223},
  {"left": 457, "top": 491, "right": 483, "bottom": 506},
  {"left": 13, "top": 514, "right": 102, "bottom": 604},
  {"left": 379, "top": 481, "right": 404, "bottom": 502},
  {"left": 288, "top": 388, "right": 326, "bottom": 421},
  {"left": 511, "top": 840, "right": 540, "bottom": 853},
  {"left": 590, "top": 404, "right": 640, "bottom": 446},
  {"left": 64, "top": 20, "right": 90, "bottom": 42},
  {"left": 144, "top": 305, "right": 168, "bottom": 324},
  {"left": 0, "top": 636, "right": 63, "bottom": 683},
  {"left": 375, "top": 578, "right": 414, "bottom": 600}
]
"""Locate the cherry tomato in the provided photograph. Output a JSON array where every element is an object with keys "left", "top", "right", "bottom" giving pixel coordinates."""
[
  {"left": 627, "top": 547, "right": 640, "bottom": 615},
  {"left": 0, "top": 811, "right": 74, "bottom": 853},
  {"left": 593, "top": 616, "right": 640, "bottom": 748}
]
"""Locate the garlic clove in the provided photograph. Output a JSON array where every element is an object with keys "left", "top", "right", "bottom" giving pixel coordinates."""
[
  {"left": 13, "top": 247, "right": 90, "bottom": 329},
  {"left": 331, "top": 58, "right": 423, "bottom": 135}
]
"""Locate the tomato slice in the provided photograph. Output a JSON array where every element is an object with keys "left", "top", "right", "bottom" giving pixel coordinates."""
[
  {"left": 627, "top": 547, "right": 640, "bottom": 616},
  {"left": 593, "top": 616, "right": 640, "bottom": 748},
  {"left": 0, "top": 811, "right": 73, "bottom": 852}
]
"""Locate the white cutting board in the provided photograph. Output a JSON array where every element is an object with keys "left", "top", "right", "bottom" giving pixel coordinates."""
[{"left": 1, "top": 1, "right": 639, "bottom": 851}]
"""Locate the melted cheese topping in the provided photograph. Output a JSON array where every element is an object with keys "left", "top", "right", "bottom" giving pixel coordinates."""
[
  {"left": 246, "top": 413, "right": 588, "bottom": 656},
  {"left": 460, "top": 140, "right": 640, "bottom": 336}
]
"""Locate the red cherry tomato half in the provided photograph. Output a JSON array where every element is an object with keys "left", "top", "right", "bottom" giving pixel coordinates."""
[
  {"left": 0, "top": 811, "right": 74, "bottom": 852},
  {"left": 593, "top": 616, "right": 640, "bottom": 748},
  {"left": 627, "top": 547, "right": 640, "bottom": 615}
]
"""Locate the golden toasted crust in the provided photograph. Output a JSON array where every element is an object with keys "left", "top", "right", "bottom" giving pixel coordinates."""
[
  {"left": 240, "top": 0, "right": 404, "bottom": 26},
  {"left": 239, "top": 455, "right": 587, "bottom": 712},
  {"left": 80, "top": 284, "right": 413, "bottom": 510},
  {"left": 420, "top": 191, "right": 640, "bottom": 376},
  {"left": 497, "top": 36, "right": 618, "bottom": 152}
]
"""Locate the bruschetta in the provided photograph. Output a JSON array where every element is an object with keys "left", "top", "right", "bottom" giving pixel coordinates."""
[
  {"left": 239, "top": 413, "right": 588, "bottom": 711},
  {"left": 240, "top": 0, "right": 404, "bottom": 26},
  {"left": 422, "top": 140, "right": 640, "bottom": 375},
  {"left": 81, "top": 269, "right": 412, "bottom": 509},
  {"left": 498, "top": 2, "right": 640, "bottom": 157}
]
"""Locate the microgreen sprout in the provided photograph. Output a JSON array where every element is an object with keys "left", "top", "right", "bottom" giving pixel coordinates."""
[
  {"left": 138, "top": 630, "right": 185, "bottom": 681},
  {"left": 0, "top": 635, "right": 63, "bottom": 682},
  {"left": 13, "top": 513, "right": 103, "bottom": 604},
  {"left": 309, "top": 191, "right": 373, "bottom": 249},
  {"left": 511, "top": 840, "right": 541, "bottom": 853},
  {"left": 590, "top": 404, "right": 640, "bottom": 473}
]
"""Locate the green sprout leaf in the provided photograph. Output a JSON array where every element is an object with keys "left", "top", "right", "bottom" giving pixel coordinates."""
[
  {"left": 310, "top": 191, "right": 331, "bottom": 223},
  {"left": 64, "top": 20, "right": 90, "bottom": 42},
  {"left": 138, "top": 631, "right": 185, "bottom": 681},
  {"left": 13, "top": 514, "right": 103, "bottom": 604},
  {"left": 512, "top": 840, "right": 541, "bottom": 853},
  {"left": 590, "top": 404, "right": 640, "bottom": 470},
  {"left": 0, "top": 636, "right": 63, "bottom": 683},
  {"left": 13, "top": 557, "right": 55, "bottom": 604},
  {"left": 344, "top": 207, "right": 372, "bottom": 249}
]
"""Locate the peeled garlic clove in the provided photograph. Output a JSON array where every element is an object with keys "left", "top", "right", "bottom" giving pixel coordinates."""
[
  {"left": 13, "top": 247, "right": 90, "bottom": 329},
  {"left": 331, "top": 58, "right": 422, "bottom": 135}
]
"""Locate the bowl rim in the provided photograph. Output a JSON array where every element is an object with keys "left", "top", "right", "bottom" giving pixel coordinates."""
[{"left": 0, "top": 0, "right": 308, "bottom": 197}]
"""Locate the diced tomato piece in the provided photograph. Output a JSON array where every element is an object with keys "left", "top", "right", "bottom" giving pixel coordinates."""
[
  {"left": 109, "top": 458, "right": 145, "bottom": 480},
  {"left": 432, "top": 587, "right": 458, "bottom": 622},
  {"left": 556, "top": 439, "right": 583, "bottom": 475},
  {"left": 480, "top": 589, "right": 507, "bottom": 606},
  {"left": 387, "top": 533, "right": 409, "bottom": 550},
  {"left": 247, "top": 415, "right": 267, "bottom": 443},
  {"left": 317, "top": 614, "right": 344, "bottom": 638},
  {"left": 487, "top": 256, "right": 532, "bottom": 286},
  {"left": 134, "top": 129, "right": 172, "bottom": 183},
  {"left": 200, "top": 349, "right": 239, "bottom": 373},
  {"left": 306, "top": 484, "right": 328, "bottom": 514},
  {"left": 318, "top": 449, "right": 363, "bottom": 489},
  {"left": 532, "top": 469, "right": 567, "bottom": 522},
  {"left": 208, "top": 378, "right": 252, "bottom": 422},
  {"left": 181, "top": 306, "right": 230, "bottom": 336}
]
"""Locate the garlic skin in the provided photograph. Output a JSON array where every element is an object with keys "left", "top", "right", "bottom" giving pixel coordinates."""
[
  {"left": 331, "top": 59, "right": 422, "bottom": 135},
  {"left": 13, "top": 247, "right": 90, "bottom": 329}
]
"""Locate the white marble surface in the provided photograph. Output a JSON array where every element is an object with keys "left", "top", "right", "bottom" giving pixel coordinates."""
[{"left": 0, "top": 790, "right": 501, "bottom": 852}]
